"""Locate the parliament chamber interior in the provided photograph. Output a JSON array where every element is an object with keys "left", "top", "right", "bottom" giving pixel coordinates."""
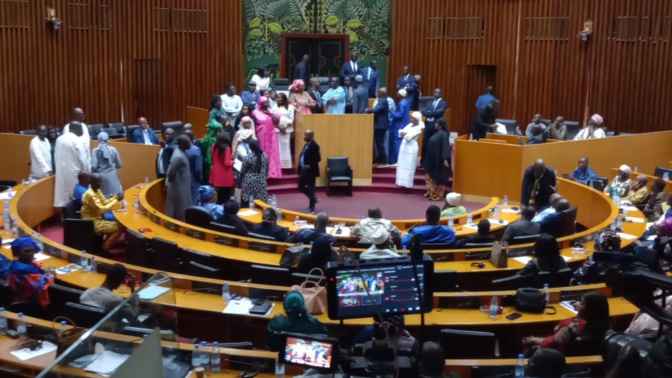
[{"left": 1, "top": 0, "right": 672, "bottom": 377}]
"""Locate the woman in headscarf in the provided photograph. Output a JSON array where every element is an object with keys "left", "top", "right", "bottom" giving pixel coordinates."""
[
  {"left": 240, "top": 139, "right": 269, "bottom": 203},
  {"left": 208, "top": 95, "right": 226, "bottom": 122},
  {"left": 288, "top": 79, "right": 315, "bottom": 115},
  {"left": 296, "top": 235, "right": 338, "bottom": 273},
  {"left": 604, "top": 164, "right": 632, "bottom": 198},
  {"left": 232, "top": 116, "right": 257, "bottom": 158},
  {"left": 275, "top": 92, "right": 295, "bottom": 169},
  {"left": 441, "top": 192, "right": 467, "bottom": 217},
  {"left": 209, "top": 133, "right": 234, "bottom": 203},
  {"left": 251, "top": 207, "right": 288, "bottom": 241},
  {"left": 90, "top": 132, "right": 122, "bottom": 196},
  {"left": 215, "top": 199, "right": 249, "bottom": 235},
  {"left": 234, "top": 129, "right": 255, "bottom": 189},
  {"left": 573, "top": 114, "right": 606, "bottom": 140},
  {"left": 200, "top": 119, "right": 222, "bottom": 184},
  {"left": 234, "top": 104, "right": 256, "bottom": 130},
  {"left": 388, "top": 89, "right": 411, "bottom": 165},
  {"left": 423, "top": 118, "right": 452, "bottom": 201},
  {"left": 7, "top": 236, "right": 54, "bottom": 308},
  {"left": 267, "top": 291, "right": 328, "bottom": 344},
  {"left": 395, "top": 111, "right": 424, "bottom": 188},
  {"left": 252, "top": 96, "right": 282, "bottom": 178},
  {"left": 197, "top": 185, "right": 224, "bottom": 219}
]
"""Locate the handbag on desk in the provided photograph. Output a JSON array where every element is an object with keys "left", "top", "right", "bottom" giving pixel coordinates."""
[
  {"left": 279, "top": 243, "right": 306, "bottom": 268},
  {"left": 514, "top": 288, "right": 556, "bottom": 314},
  {"left": 490, "top": 241, "right": 508, "bottom": 268},
  {"left": 291, "top": 268, "right": 327, "bottom": 314},
  {"left": 46, "top": 316, "right": 89, "bottom": 365}
]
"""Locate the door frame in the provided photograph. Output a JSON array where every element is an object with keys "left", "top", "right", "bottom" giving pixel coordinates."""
[{"left": 280, "top": 33, "right": 350, "bottom": 79}]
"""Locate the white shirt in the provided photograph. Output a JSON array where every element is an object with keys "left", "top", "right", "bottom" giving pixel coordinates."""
[
  {"left": 157, "top": 148, "right": 166, "bottom": 174},
  {"left": 251, "top": 75, "right": 271, "bottom": 92},
  {"left": 573, "top": 126, "right": 606, "bottom": 140},
  {"left": 221, "top": 94, "right": 243, "bottom": 121},
  {"left": 142, "top": 129, "right": 152, "bottom": 145},
  {"left": 53, "top": 132, "right": 89, "bottom": 207},
  {"left": 63, "top": 122, "right": 91, "bottom": 167},
  {"left": 29, "top": 136, "right": 52, "bottom": 178},
  {"left": 351, "top": 61, "right": 356, "bottom": 72}
]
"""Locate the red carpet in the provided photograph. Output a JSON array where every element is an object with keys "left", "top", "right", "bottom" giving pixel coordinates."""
[{"left": 273, "top": 191, "right": 483, "bottom": 219}]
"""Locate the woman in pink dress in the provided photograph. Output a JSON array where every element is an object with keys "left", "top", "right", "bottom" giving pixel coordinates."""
[
  {"left": 252, "top": 96, "right": 282, "bottom": 178},
  {"left": 288, "top": 79, "right": 315, "bottom": 115}
]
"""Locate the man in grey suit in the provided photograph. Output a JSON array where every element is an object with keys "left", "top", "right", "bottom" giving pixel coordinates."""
[
  {"left": 501, "top": 206, "right": 541, "bottom": 244},
  {"left": 165, "top": 135, "right": 192, "bottom": 222},
  {"left": 352, "top": 75, "right": 369, "bottom": 114}
]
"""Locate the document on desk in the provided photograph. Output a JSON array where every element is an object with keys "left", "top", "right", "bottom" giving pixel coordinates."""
[
  {"left": 223, "top": 297, "right": 275, "bottom": 317},
  {"left": 0, "top": 192, "right": 13, "bottom": 200},
  {"left": 327, "top": 226, "right": 350, "bottom": 238},
  {"left": 514, "top": 255, "right": 571, "bottom": 265},
  {"left": 501, "top": 208, "right": 521, "bottom": 214},
  {"left": 560, "top": 301, "right": 578, "bottom": 314},
  {"left": 84, "top": 350, "right": 129, "bottom": 375},
  {"left": 137, "top": 285, "right": 170, "bottom": 300},
  {"left": 616, "top": 232, "right": 638, "bottom": 240},
  {"left": 238, "top": 209, "right": 259, "bottom": 217},
  {"left": 625, "top": 217, "right": 644, "bottom": 223},
  {"left": 33, "top": 252, "right": 51, "bottom": 261},
  {"left": 10, "top": 341, "right": 57, "bottom": 361}
]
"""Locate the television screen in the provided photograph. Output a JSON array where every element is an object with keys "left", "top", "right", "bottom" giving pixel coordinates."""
[{"left": 281, "top": 336, "right": 335, "bottom": 369}]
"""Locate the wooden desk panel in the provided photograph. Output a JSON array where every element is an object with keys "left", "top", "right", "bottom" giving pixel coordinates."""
[{"left": 185, "top": 106, "right": 210, "bottom": 138}]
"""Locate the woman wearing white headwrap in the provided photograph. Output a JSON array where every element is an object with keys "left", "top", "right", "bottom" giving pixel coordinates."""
[
  {"left": 231, "top": 116, "right": 257, "bottom": 158},
  {"left": 573, "top": 114, "right": 606, "bottom": 140},
  {"left": 395, "top": 111, "right": 424, "bottom": 188},
  {"left": 90, "top": 132, "right": 122, "bottom": 196},
  {"left": 441, "top": 192, "right": 467, "bottom": 217},
  {"left": 388, "top": 89, "right": 411, "bottom": 165},
  {"left": 604, "top": 164, "right": 632, "bottom": 197}
]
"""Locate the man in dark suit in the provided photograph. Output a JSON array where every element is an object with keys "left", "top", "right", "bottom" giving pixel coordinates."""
[
  {"left": 521, "top": 159, "right": 557, "bottom": 210},
  {"left": 130, "top": 117, "right": 160, "bottom": 144},
  {"left": 361, "top": 60, "right": 380, "bottom": 98},
  {"left": 307, "top": 78, "right": 323, "bottom": 114},
  {"left": 341, "top": 52, "right": 362, "bottom": 83},
  {"left": 501, "top": 207, "right": 541, "bottom": 244},
  {"left": 420, "top": 88, "right": 447, "bottom": 167},
  {"left": 455, "top": 219, "right": 496, "bottom": 248},
  {"left": 155, "top": 128, "right": 176, "bottom": 178},
  {"left": 469, "top": 99, "right": 499, "bottom": 140},
  {"left": 352, "top": 75, "right": 369, "bottom": 114},
  {"left": 293, "top": 54, "right": 309, "bottom": 84},
  {"left": 298, "top": 130, "right": 321, "bottom": 214},
  {"left": 366, "top": 88, "right": 390, "bottom": 166},
  {"left": 396, "top": 66, "right": 417, "bottom": 109}
]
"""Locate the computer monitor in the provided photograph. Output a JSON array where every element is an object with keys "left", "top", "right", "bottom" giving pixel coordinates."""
[
  {"left": 325, "top": 256, "right": 433, "bottom": 320},
  {"left": 278, "top": 334, "right": 338, "bottom": 370}
]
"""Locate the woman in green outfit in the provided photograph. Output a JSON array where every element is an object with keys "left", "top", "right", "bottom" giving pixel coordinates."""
[
  {"left": 267, "top": 291, "right": 328, "bottom": 350},
  {"left": 201, "top": 119, "right": 222, "bottom": 184},
  {"left": 441, "top": 192, "right": 467, "bottom": 217}
]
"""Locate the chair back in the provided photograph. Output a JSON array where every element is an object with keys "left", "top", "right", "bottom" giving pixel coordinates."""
[
  {"left": 440, "top": 329, "right": 498, "bottom": 358},
  {"left": 273, "top": 78, "right": 289, "bottom": 91},
  {"left": 558, "top": 205, "right": 578, "bottom": 237},
  {"left": 589, "top": 177, "right": 608, "bottom": 192},
  {"left": 126, "top": 125, "right": 140, "bottom": 142},
  {"left": 49, "top": 284, "right": 84, "bottom": 311},
  {"left": 537, "top": 268, "right": 573, "bottom": 288},
  {"left": 495, "top": 118, "right": 518, "bottom": 135},
  {"left": 0, "top": 180, "right": 18, "bottom": 187},
  {"left": 421, "top": 242, "right": 455, "bottom": 250},
  {"left": 434, "top": 270, "right": 459, "bottom": 292},
  {"left": 509, "top": 234, "right": 541, "bottom": 246},
  {"left": 161, "top": 121, "right": 184, "bottom": 137},
  {"left": 63, "top": 219, "right": 97, "bottom": 252},
  {"left": 249, "top": 264, "right": 291, "bottom": 285},
  {"left": 149, "top": 237, "right": 183, "bottom": 272},
  {"left": 187, "top": 261, "right": 223, "bottom": 279},
  {"left": 327, "top": 156, "right": 350, "bottom": 176},
  {"left": 185, "top": 206, "right": 214, "bottom": 229},
  {"left": 125, "top": 229, "right": 152, "bottom": 267},
  {"left": 654, "top": 166, "right": 672, "bottom": 179},
  {"left": 209, "top": 221, "right": 239, "bottom": 234},
  {"left": 490, "top": 274, "right": 534, "bottom": 290},
  {"left": 107, "top": 122, "right": 126, "bottom": 136},
  {"left": 248, "top": 232, "right": 276, "bottom": 241},
  {"left": 464, "top": 242, "right": 494, "bottom": 248},
  {"left": 64, "top": 302, "right": 106, "bottom": 328},
  {"left": 19, "top": 130, "right": 37, "bottom": 135},
  {"left": 63, "top": 200, "right": 81, "bottom": 220},
  {"left": 101, "top": 127, "right": 123, "bottom": 139},
  {"left": 564, "top": 121, "right": 581, "bottom": 140},
  {"left": 88, "top": 124, "right": 104, "bottom": 139}
]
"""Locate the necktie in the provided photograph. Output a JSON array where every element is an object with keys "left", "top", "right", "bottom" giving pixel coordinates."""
[{"left": 433, "top": 99, "right": 439, "bottom": 110}]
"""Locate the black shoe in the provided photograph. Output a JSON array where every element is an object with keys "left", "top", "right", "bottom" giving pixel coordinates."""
[{"left": 306, "top": 208, "right": 315, "bottom": 214}]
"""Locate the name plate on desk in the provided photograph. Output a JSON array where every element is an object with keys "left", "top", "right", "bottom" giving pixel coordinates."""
[
  {"left": 185, "top": 227, "right": 205, "bottom": 240},
  {"left": 148, "top": 212, "right": 160, "bottom": 224},
  {"left": 140, "top": 205, "right": 148, "bottom": 216},
  {"left": 214, "top": 235, "right": 239, "bottom": 247},
  {"left": 164, "top": 220, "right": 180, "bottom": 232},
  {"left": 248, "top": 241, "right": 275, "bottom": 253}
]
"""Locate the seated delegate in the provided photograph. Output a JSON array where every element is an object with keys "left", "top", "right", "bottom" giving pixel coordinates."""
[
  {"left": 440, "top": 192, "right": 467, "bottom": 217},
  {"left": 288, "top": 212, "right": 336, "bottom": 245},
  {"left": 501, "top": 206, "right": 541, "bottom": 244},
  {"left": 251, "top": 207, "right": 288, "bottom": 241},
  {"left": 296, "top": 235, "right": 339, "bottom": 274},
  {"left": 214, "top": 199, "right": 249, "bottom": 235},
  {"left": 401, "top": 205, "right": 456, "bottom": 247},
  {"left": 359, "top": 229, "right": 401, "bottom": 260},
  {"left": 350, "top": 207, "right": 401, "bottom": 241},
  {"left": 197, "top": 185, "right": 224, "bottom": 219},
  {"left": 623, "top": 174, "right": 649, "bottom": 205},
  {"left": 538, "top": 199, "right": 571, "bottom": 238},
  {"left": 267, "top": 290, "right": 328, "bottom": 350},
  {"left": 80, "top": 263, "right": 139, "bottom": 322},
  {"left": 454, "top": 219, "right": 495, "bottom": 247},
  {"left": 532, "top": 193, "right": 563, "bottom": 222},
  {"left": 604, "top": 165, "right": 632, "bottom": 197},
  {"left": 7, "top": 236, "right": 54, "bottom": 309},
  {"left": 515, "top": 233, "right": 568, "bottom": 277},
  {"left": 568, "top": 157, "right": 597, "bottom": 185},
  {"left": 642, "top": 179, "right": 667, "bottom": 221}
]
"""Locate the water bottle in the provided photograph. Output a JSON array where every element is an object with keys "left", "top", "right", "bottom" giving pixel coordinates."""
[
  {"left": 469, "top": 133, "right": 473, "bottom": 140},
  {"left": 467, "top": 211, "right": 473, "bottom": 225},
  {"left": 59, "top": 320, "right": 67, "bottom": 336},
  {"left": 200, "top": 341, "right": 209, "bottom": 369},
  {"left": 448, "top": 215, "right": 454, "bottom": 228},
  {"left": 81, "top": 251, "right": 89, "bottom": 271},
  {"left": 503, "top": 195, "right": 508, "bottom": 207},
  {"left": 610, "top": 217, "right": 618, "bottom": 231},
  {"left": 211, "top": 341, "right": 221, "bottom": 371},
  {"left": 515, "top": 354, "right": 525, "bottom": 377},
  {"left": 37, "top": 233, "right": 43, "bottom": 251},
  {"left": 11, "top": 218, "right": 18, "bottom": 238},
  {"left": 248, "top": 195, "right": 254, "bottom": 210},
  {"left": 664, "top": 172, "right": 670, "bottom": 181},
  {"left": 0, "top": 308, "right": 7, "bottom": 335},
  {"left": 272, "top": 194, "right": 277, "bottom": 208},
  {"left": 2, "top": 204, "right": 9, "bottom": 234},
  {"left": 144, "top": 176, "right": 149, "bottom": 186},
  {"left": 133, "top": 195, "right": 139, "bottom": 209},
  {"left": 222, "top": 282, "right": 231, "bottom": 307},
  {"left": 192, "top": 344, "right": 202, "bottom": 368},
  {"left": 17, "top": 312, "right": 27, "bottom": 340},
  {"left": 543, "top": 283, "right": 549, "bottom": 304},
  {"left": 634, "top": 166, "right": 638, "bottom": 173},
  {"left": 612, "top": 193, "right": 620, "bottom": 207},
  {"left": 494, "top": 205, "right": 500, "bottom": 219},
  {"left": 21, "top": 179, "right": 26, "bottom": 189},
  {"left": 294, "top": 215, "right": 300, "bottom": 224},
  {"left": 90, "top": 256, "right": 97, "bottom": 273},
  {"left": 489, "top": 294, "right": 498, "bottom": 318}
]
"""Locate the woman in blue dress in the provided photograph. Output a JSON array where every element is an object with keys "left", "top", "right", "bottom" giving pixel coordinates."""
[{"left": 388, "top": 89, "right": 410, "bottom": 165}]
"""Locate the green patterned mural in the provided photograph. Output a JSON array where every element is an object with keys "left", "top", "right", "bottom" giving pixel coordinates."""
[{"left": 242, "top": 0, "right": 391, "bottom": 85}]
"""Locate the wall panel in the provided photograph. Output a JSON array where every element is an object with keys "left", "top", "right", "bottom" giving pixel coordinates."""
[
  {"left": 389, "top": 0, "right": 672, "bottom": 135},
  {"left": 0, "top": 0, "right": 242, "bottom": 134}
]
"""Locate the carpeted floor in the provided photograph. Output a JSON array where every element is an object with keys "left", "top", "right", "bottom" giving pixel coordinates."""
[{"left": 273, "top": 192, "right": 483, "bottom": 219}]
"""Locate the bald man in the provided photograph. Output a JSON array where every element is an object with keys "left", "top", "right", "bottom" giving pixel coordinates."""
[
  {"left": 62, "top": 107, "right": 91, "bottom": 166},
  {"left": 521, "top": 159, "right": 557, "bottom": 209},
  {"left": 130, "top": 117, "right": 159, "bottom": 144}
]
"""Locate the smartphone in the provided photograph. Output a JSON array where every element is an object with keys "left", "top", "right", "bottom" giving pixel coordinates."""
[
  {"left": 506, "top": 312, "right": 522, "bottom": 320},
  {"left": 335, "top": 228, "right": 343, "bottom": 235}
]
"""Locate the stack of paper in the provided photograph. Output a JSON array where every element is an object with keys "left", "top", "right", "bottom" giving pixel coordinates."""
[
  {"left": 10, "top": 341, "right": 57, "bottom": 361},
  {"left": 84, "top": 351, "right": 129, "bottom": 375}
]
